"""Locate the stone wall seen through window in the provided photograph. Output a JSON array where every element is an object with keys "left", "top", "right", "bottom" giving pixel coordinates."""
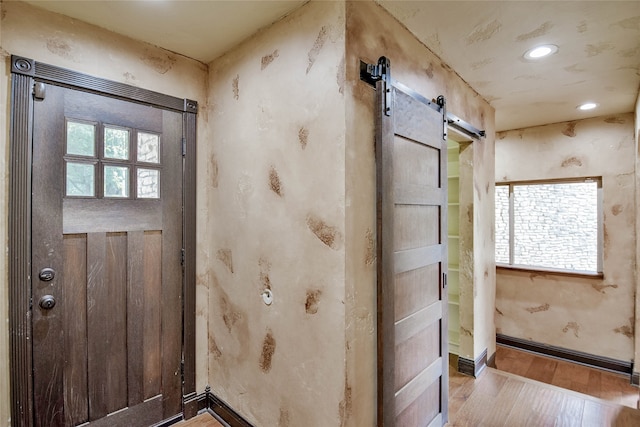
[{"left": 495, "top": 181, "right": 598, "bottom": 272}]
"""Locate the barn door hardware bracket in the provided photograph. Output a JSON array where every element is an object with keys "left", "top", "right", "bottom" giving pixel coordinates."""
[
  {"left": 437, "top": 95, "right": 447, "bottom": 141},
  {"left": 447, "top": 112, "right": 486, "bottom": 140},
  {"left": 359, "top": 56, "right": 390, "bottom": 86},
  {"left": 360, "top": 56, "right": 392, "bottom": 116}
]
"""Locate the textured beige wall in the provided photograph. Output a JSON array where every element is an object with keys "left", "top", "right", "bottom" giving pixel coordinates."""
[
  {"left": 457, "top": 137, "right": 498, "bottom": 361},
  {"left": 634, "top": 94, "right": 640, "bottom": 375},
  {"left": 205, "top": 1, "right": 496, "bottom": 424},
  {"left": 345, "top": 0, "right": 496, "bottom": 385},
  {"left": 471, "top": 132, "right": 497, "bottom": 360},
  {"left": 205, "top": 2, "right": 348, "bottom": 426},
  {"left": 0, "top": 2, "right": 209, "bottom": 425},
  {"left": 496, "top": 114, "right": 636, "bottom": 361},
  {"left": 204, "top": 2, "right": 496, "bottom": 424}
]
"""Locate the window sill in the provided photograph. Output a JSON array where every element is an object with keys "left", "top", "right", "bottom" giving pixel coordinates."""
[{"left": 496, "top": 264, "right": 604, "bottom": 279}]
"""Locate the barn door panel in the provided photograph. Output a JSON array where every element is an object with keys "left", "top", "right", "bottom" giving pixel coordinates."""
[{"left": 375, "top": 65, "right": 448, "bottom": 427}]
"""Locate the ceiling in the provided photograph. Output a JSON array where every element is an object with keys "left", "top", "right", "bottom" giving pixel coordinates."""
[
  {"left": 22, "top": 0, "right": 640, "bottom": 131},
  {"left": 378, "top": 1, "right": 640, "bottom": 131},
  {"left": 21, "top": 0, "right": 307, "bottom": 65}
]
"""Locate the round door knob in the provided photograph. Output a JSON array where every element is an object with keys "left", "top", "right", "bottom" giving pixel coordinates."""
[{"left": 39, "top": 295, "right": 56, "bottom": 310}]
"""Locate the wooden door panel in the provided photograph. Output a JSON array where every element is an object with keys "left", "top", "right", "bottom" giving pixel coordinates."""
[
  {"left": 394, "top": 91, "right": 443, "bottom": 149},
  {"left": 394, "top": 264, "right": 440, "bottom": 320},
  {"left": 395, "top": 358, "right": 442, "bottom": 417},
  {"left": 395, "top": 184, "right": 443, "bottom": 206},
  {"left": 143, "top": 230, "right": 163, "bottom": 400},
  {"left": 394, "top": 245, "right": 442, "bottom": 276},
  {"left": 393, "top": 137, "right": 441, "bottom": 188},
  {"left": 62, "top": 230, "right": 165, "bottom": 421},
  {"left": 395, "top": 303, "right": 442, "bottom": 353},
  {"left": 63, "top": 200, "right": 163, "bottom": 233},
  {"left": 104, "top": 232, "right": 129, "bottom": 414},
  {"left": 86, "top": 397, "right": 163, "bottom": 427},
  {"left": 395, "top": 320, "right": 440, "bottom": 390},
  {"left": 396, "top": 382, "right": 441, "bottom": 427},
  {"left": 394, "top": 205, "right": 440, "bottom": 250},
  {"left": 377, "top": 78, "right": 448, "bottom": 426},
  {"left": 32, "top": 84, "right": 184, "bottom": 426},
  {"left": 86, "top": 232, "right": 111, "bottom": 419},
  {"left": 126, "top": 229, "right": 146, "bottom": 408},
  {"left": 63, "top": 234, "right": 89, "bottom": 425},
  {"left": 64, "top": 89, "right": 163, "bottom": 133}
]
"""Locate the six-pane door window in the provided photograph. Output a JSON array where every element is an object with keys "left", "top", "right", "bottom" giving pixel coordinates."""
[{"left": 64, "top": 119, "right": 161, "bottom": 199}]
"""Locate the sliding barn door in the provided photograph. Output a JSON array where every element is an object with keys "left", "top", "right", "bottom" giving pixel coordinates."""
[
  {"left": 31, "top": 84, "right": 184, "bottom": 426},
  {"left": 376, "top": 80, "right": 448, "bottom": 427}
]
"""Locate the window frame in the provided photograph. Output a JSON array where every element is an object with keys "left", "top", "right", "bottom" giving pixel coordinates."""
[{"left": 495, "top": 177, "right": 604, "bottom": 277}]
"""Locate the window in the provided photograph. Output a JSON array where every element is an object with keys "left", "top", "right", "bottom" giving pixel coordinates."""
[
  {"left": 64, "top": 119, "right": 161, "bottom": 199},
  {"left": 495, "top": 178, "right": 602, "bottom": 274}
]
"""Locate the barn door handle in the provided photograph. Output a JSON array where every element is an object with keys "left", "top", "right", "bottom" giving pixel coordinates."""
[{"left": 39, "top": 295, "right": 56, "bottom": 310}]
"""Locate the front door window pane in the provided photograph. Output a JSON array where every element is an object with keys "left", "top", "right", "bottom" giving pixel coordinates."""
[
  {"left": 137, "top": 168, "right": 160, "bottom": 199},
  {"left": 66, "top": 162, "right": 95, "bottom": 197},
  {"left": 137, "top": 132, "right": 160, "bottom": 163},
  {"left": 104, "top": 127, "right": 130, "bottom": 160},
  {"left": 104, "top": 165, "right": 130, "bottom": 198},
  {"left": 66, "top": 121, "right": 95, "bottom": 157}
]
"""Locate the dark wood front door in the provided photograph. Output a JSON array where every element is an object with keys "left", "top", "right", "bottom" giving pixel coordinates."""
[
  {"left": 376, "top": 80, "right": 448, "bottom": 426},
  {"left": 31, "top": 84, "right": 184, "bottom": 426}
]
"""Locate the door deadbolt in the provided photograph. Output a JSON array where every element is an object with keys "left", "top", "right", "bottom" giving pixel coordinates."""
[
  {"left": 39, "top": 295, "right": 56, "bottom": 310},
  {"left": 38, "top": 267, "right": 55, "bottom": 282}
]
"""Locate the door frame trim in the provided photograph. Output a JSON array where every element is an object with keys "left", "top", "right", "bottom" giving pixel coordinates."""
[{"left": 8, "top": 55, "right": 198, "bottom": 426}]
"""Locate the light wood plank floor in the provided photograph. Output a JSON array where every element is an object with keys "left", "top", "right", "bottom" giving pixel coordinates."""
[
  {"left": 174, "top": 413, "right": 223, "bottom": 427},
  {"left": 450, "top": 361, "right": 640, "bottom": 426},
  {"left": 449, "top": 348, "right": 640, "bottom": 427},
  {"left": 495, "top": 345, "right": 639, "bottom": 409}
]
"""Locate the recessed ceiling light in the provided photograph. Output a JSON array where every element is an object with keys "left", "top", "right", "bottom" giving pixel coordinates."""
[
  {"left": 524, "top": 44, "right": 559, "bottom": 60},
  {"left": 577, "top": 102, "right": 598, "bottom": 111}
]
